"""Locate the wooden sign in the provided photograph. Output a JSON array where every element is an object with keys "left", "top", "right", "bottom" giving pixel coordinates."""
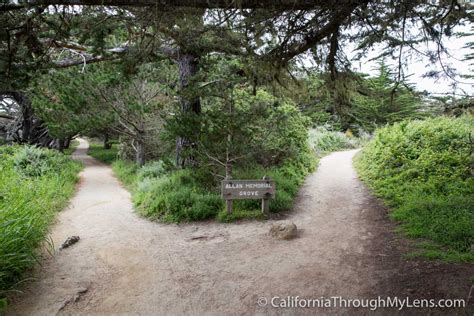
[
  {"left": 221, "top": 176, "right": 275, "bottom": 216},
  {"left": 221, "top": 179, "right": 276, "bottom": 200}
]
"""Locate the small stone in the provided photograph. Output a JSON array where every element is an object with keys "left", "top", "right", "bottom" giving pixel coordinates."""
[
  {"left": 77, "top": 287, "right": 88, "bottom": 294},
  {"left": 270, "top": 222, "right": 298, "bottom": 240},
  {"left": 60, "top": 236, "right": 80, "bottom": 250},
  {"left": 57, "top": 287, "right": 88, "bottom": 312}
]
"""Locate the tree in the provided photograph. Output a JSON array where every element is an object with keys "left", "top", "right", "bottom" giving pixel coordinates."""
[
  {"left": 97, "top": 64, "right": 173, "bottom": 165},
  {"left": 351, "top": 60, "right": 423, "bottom": 131},
  {"left": 32, "top": 66, "right": 115, "bottom": 141},
  {"left": 1, "top": 0, "right": 470, "bottom": 163}
]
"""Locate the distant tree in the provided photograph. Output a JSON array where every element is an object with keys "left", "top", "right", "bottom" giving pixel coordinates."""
[
  {"left": 32, "top": 65, "right": 116, "bottom": 141},
  {"left": 351, "top": 60, "right": 423, "bottom": 131},
  {"left": 94, "top": 63, "right": 175, "bottom": 165}
]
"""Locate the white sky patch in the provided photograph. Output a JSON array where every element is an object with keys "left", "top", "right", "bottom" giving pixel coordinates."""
[
  {"left": 299, "top": 24, "right": 473, "bottom": 96},
  {"left": 347, "top": 25, "right": 474, "bottom": 96}
]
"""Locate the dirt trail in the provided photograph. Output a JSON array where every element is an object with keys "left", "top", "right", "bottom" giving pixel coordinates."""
[{"left": 7, "top": 139, "right": 473, "bottom": 315}]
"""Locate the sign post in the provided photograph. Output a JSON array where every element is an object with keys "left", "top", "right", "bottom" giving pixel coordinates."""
[
  {"left": 225, "top": 176, "right": 233, "bottom": 214},
  {"left": 221, "top": 176, "right": 276, "bottom": 215},
  {"left": 261, "top": 176, "right": 271, "bottom": 216}
]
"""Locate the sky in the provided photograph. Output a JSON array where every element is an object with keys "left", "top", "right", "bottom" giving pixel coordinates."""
[
  {"left": 348, "top": 26, "right": 474, "bottom": 96},
  {"left": 299, "top": 22, "right": 473, "bottom": 96}
]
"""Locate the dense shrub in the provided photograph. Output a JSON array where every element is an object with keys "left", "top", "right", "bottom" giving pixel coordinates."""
[
  {"left": 308, "top": 126, "right": 369, "bottom": 154},
  {"left": 196, "top": 88, "right": 312, "bottom": 169},
  {"left": 13, "top": 146, "right": 75, "bottom": 177},
  {"left": 132, "top": 170, "right": 224, "bottom": 222},
  {"left": 0, "top": 145, "right": 81, "bottom": 302},
  {"left": 355, "top": 116, "right": 474, "bottom": 261},
  {"left": 87, "top": 143, "right": 119, "bottom": 165},
  {"left": 107, "top": 142, "right": 317, "bottom": 223},
  {"left": 137, "top": 160, "right": 173, "bottom": 181},
  {"left": 112, "top": 160, "right": 138, "bottom": 188}
]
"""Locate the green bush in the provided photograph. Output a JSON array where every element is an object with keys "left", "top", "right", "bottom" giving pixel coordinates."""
[
  {"left": 112, "top": 160, "right": 138, "bottom": 189},
  {"left": 137, "top": 160, "right": 172, "bottom": 180},
  {"left": 308, "top": 126, "right": 369, "bottom": 154},
  {"left": 112, "top": 144, "right": 317, "bottom": 223},
  {"left": 63, "top": 139, "right": 79, "bottom": 155},
  {"left": 0, "top": 145, "right": 81, "bottom": 302},
  {"left": 217, "top": 209, "right": 264, "bottom": 222},
  {"left": 214, "top": 149, "right": 318, "bottom": 222},
  {"left": 132, "top": 170, "right": 224, "bottom": 223},
  {"left": 13, "top": 146, "right": 74, "bottom": 177},
  {"left": 87, "top": 143, "right": 119, "bottom": 165},
  {"left": 355, "top": 116, "right": 474, "bottom": 261}
]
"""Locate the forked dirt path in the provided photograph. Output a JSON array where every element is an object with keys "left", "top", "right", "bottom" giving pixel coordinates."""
[{"left": 7, "top": 139, "right": 473, "bottom": 315}]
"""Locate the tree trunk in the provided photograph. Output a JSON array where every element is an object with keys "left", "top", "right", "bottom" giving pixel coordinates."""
[
  {"left": 64, "top": 137, "right": 71, "bottom": 149},
  {"left": 136, "top": 139, "right": 145, "bottom": 166},
  {"left": 56, "top": 138, "right": 64, "bottom": 152},
  {"left": 175, "top": 53, "right": 201, "bottom": 168},
  {"left": 5, "top": 92, "right": 56, "bottom": 147},
  {"left": 6, "top": 92, "right": 32, "bottom": 143},
  {"left": 103, "top": 133, "right": 112, "bottom": 149}
]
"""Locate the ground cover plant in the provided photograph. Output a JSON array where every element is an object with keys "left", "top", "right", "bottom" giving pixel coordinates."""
[
  {"left": 0, "top": 146, "right": 82, "bottom": 304},
  {"left": 87, "top": 142, "right": 119, "bottom": 165},
  {"left": 92, "top": 124, "right": 372, "bottom": 223},
  {"left": 355, "top": 116, "right": 474, "bottom": 262}
]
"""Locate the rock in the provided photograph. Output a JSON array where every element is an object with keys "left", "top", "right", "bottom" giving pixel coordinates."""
[
  {"left": 60, "top": 236, "right": 80, "bottom": 250},
  {"left": 270, "top": 222, "right": 298, "bottom": 240},
  {"left": 76, "top": 287, "right": 88, "bottom": 294},
  {"left": 57, "top": 287, "right": 89, "bottom": 312}
]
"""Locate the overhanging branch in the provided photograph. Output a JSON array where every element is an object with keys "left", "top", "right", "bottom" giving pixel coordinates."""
[{"left": 2, "top": 0, "right": 346, "bottom": 11}]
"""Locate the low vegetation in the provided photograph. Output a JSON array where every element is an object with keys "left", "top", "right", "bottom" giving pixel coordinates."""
[
  {"left": 355, "top": 116, "right": 474, "bottom": 262},
  {"left": 308, "top": 126, "right": 370, "bottom": 155},
  {"left": 87, "top": 142, "right": 119, "bottom": 165},
  {"left": 62, "top": 139, "right": 80, "bottom": 155},
  {"left": 90, "top": 126, "right": 369, "bottom": 223},
  {"left": 94, "top": 143, "right": 318, "bottom": 223},
  {"left": 131, "top": 151, "right": 317, "bottom": 223},
  {"left": 0, "top": 146, "right": 81, "bottom": 303}
]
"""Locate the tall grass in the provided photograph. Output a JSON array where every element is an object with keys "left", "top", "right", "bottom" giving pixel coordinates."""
[
  {"left": 87, "top": 143, "right": 119, "bottom": 165},
  {"left": 0, "top": 146, "right": 81, "bottom": 305}
]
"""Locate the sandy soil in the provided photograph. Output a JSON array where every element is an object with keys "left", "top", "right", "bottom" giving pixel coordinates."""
[{"left": 6, "top": 139, "right": 473, "bottom": 315}]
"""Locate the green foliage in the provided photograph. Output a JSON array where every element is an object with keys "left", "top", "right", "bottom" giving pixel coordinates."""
[
  {"left": 308, "top": 126, "right": 369, "bottom": 155},
  {"left": 355, "top": 116, "right": 474, "bottom": 261},
  {"left": 132, "top": 169, "right": 224, "bottom": 223},
  {"left": 0, "top": 145, "right": 81, "bottom": 301},
  {"left": 299, "top": 61, "right": 425, "bottom": 133},
  {"left": 32, "top": 64, "right": 118, "bottom": 139},
  {"left": 13, "top": 145, "right": 77, "bottom": 177},
  {"left": 229, "top": 152, "right": 317, "bottom": 215},
  {"left": 88, "top": 143, "right": 119, "bottom": 165},
  {"left": 108, "top": 144, "right": 317, "bottom": 223},
  {"left": 137, "top": 160, "right": 174, "bottom": 181},
  {"left": 351, "top": 61, "right": 425, "bottom": 131},
  {"left": 249, "top": 92, "right": 311, "bottom": 166},
  {"left": 63, "top": 139, "right": 80, "bottom": 156},
  {"left": 111, "top": 160, "right": 139, "bottom": 189},
  {"left": 216, "top": 209, "right": 264, "bottom": 222},
  {"left": 104, "top": 77, "right": 320, "bottom": 223},
  {"left": 191, "top": 86, "right": 312, "bottom": 175}
]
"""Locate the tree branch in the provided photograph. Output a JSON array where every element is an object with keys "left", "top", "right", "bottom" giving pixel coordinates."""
[
  {"left": 2, "top": 0, "right": 348, "bottom": 12},
  {"left": 0, "top": 113, "right": 14, "bottom": 120}
]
